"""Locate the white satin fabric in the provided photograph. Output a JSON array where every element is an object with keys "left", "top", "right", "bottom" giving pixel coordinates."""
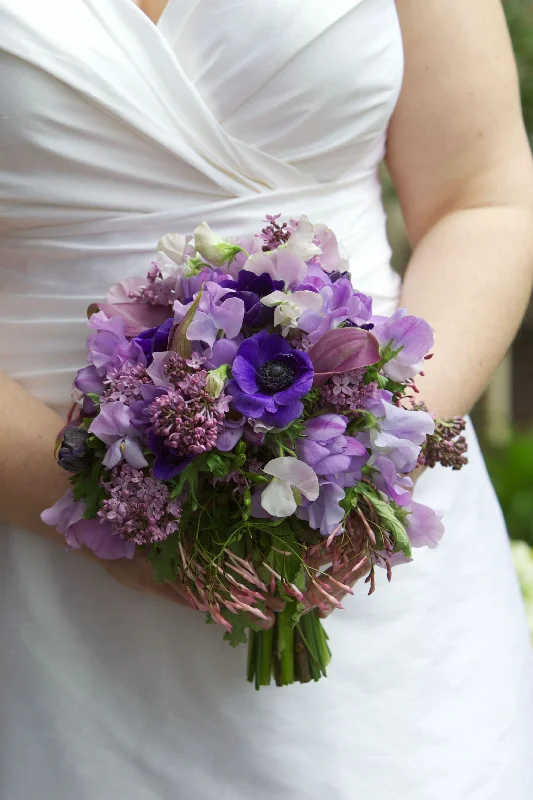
[{"left": 1, "top": 2, "right": 532, "bottom": 798}]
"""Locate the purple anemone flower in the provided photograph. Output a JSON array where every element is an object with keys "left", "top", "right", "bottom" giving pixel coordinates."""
[
  {"left": 41, "top": 489, "right": 135, "bottom": 559},
  {"left": 372, "top": 308, "right": 434, "bottom": 381},
  {"left": 296, "top": 414, "right": 368, "bottom": 479},
  {"left": 89, "top": 401, "right": 148, "bottom": 470},
  {"left": 218, "top": 270, "right": 285, "bottom": 328},
  {"left": 148, "top": 431, "right": 193, "bottom": 480},
  {"left": 226, "top": 330, "right": 314, "bottom": 428},
  {"left": 134, "top": 317, "right": 174, "bottom": 363}
]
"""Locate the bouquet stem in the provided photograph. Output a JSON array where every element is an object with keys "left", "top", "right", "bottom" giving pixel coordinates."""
[{"left": 247, "top": 607, "right": 331, "bottom": 689}]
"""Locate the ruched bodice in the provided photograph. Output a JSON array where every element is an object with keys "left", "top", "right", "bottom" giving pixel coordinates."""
[
  {"left": 0, "top": 0, "right": 402, "bottom": 408},
  {"left": 2, "top": 4, "right": 533, "bottom": 800}
]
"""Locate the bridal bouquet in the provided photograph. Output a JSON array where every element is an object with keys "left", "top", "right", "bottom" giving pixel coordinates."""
[{"left": 42, "top": 214, "right": 467, "bottom": 688}]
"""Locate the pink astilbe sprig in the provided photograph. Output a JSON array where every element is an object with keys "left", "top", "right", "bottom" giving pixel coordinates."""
[
  {"left": 99, "top": 464, "right": 181, "bottom": 545},
  {"left": 101, "top": 364, "right": 154, "bottom": 405},
  {"left": 321, "top": 369, "right": 379, "bottom": 412},
  {"left": 150, "top": 368, "right": 229, "bottom": 457}
]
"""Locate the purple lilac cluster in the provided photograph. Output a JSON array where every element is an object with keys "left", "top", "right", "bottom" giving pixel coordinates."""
[
  {"left": 320, "top": 369, "right": 379, "bottom": 413},
  {"left": 43, "top": 214, "right": 464, "bottom": 578},
  {"left": 99, "top": 464, "right": 181, "bottom": 545},
  {"left": 149, "top": 371, "right": 227, "bottom": 456}
]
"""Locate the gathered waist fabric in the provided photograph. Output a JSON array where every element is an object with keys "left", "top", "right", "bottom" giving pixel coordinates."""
[{"left": 0, "top": 174, "right": 401, "bottom": 412}]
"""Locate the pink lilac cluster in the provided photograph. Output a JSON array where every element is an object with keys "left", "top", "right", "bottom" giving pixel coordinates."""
[
  {"left": 128, "top": 262, "right": 176, "bottom": 306},
  {"left": 321, "top": 370, "right": 379, "bottom": 413},
  {"left": 164, "top": 352, "right": 205, "bottom": 384},
  {"left": 99, "top": 464, "right": 181, "bottom": 545},
  {"left": 101, "top": 363, "right": 153, "bottom": 405},
  {"left": 150, "top": 369, "right": 229, "bottom": 456},
  {"left": 259, "top": 213, "right": 292, "bottom": 251}
]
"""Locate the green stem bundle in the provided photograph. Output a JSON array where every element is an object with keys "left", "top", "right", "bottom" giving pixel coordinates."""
[{"left": 247, "top": 607, "right": 331, "bottom": 689}]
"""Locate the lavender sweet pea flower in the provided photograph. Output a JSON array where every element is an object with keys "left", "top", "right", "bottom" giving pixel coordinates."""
[
  {"left": 295, "top": 480, "right": 346, "bottom": 537},
  {"left": 299, "top": 280, "right": 373, "bottom": 343},
  {"left": 204, "top": 337, "right": 242, "bottom": 369},
  {"left": 173, "top": 281, "right": 244, "bottom": 346},
  {"left": 296, "top": 414, "right": 369, "bottom": 478},
  {"left": 365, "top": 402, "right": 435, "bottom": 474},
  {"left": 312, "top": 223, "right": 349, "bottom": 273},
  {"left": 405, "top": 500, "right": 444, "bottom": 549},
  {"left": 89, "top": 401, "right": 148, "bottom": 469},
  {"left": 41, "top": 489, "right": 135, "bottom": 559},
  {"left": 372, "top": 308, "right": 434, "bottom": 381},
  {"left": 371, "top": 454, "right": 413, "bottom": 506},
  {"left": 75, "top": 364, "right": 105, "bottom": 395},
  {"left": 87, "top": 311, "right": 146, "bottom": 378},
  {"left": 216, "top": 416, "right": 246, "bottom": 451},
  {"left": 226, "top": 330, "right": 314, "bottom": 428}
]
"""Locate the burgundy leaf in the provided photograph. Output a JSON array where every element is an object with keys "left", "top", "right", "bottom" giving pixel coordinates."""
[
  {"left": 97, "top": 302, "right": 171, "bottom": 337},
  {"left": 308, "top": 328, "right": 381, "bottom": 387}
]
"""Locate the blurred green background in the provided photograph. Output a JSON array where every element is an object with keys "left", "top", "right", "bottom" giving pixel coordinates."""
[{"left": 382, "top": 0, "right": 533, "bottom": 629}]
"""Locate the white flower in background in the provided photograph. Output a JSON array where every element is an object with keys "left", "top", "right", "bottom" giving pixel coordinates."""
[
  {"left": 157, "top": 232, "right": 194, "bottom": 266},
  {"left": 511, "top": 540, "right": 533, "bottom": 637},
  {"left": 260, "top": 457, "right": 319, "bottom": 517},
  {"left": 192, "top": 221, "right": 244, "bottom": 268},
  {"left": 261, "top": 290, "right": 323, "bottom": 336}
]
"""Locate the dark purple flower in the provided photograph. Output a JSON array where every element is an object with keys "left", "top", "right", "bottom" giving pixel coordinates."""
[
  {"left": 134, "top": 317, "right": 174, "bottom": 362},
  {"left": 226, "top": 331, "right": 314, "bottom": 428},
  {"left": 296, "top": 414, "right": 368, "bottom": 478},
  {"left": 41, "top": 489, "right": 135, "bottom": 559},
  {"left": 218, "top": 270, "right": 285, "bottom": 328},
  {"left": 148, "top": 431, "right": 193, "bottom": 480},
  {"left": 57, "top": 426, "right": 92, "bottom": 473}
]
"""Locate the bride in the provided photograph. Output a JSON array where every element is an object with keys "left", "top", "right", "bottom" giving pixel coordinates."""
[{"left": 1, "top": 1, "right": 533, "bottom": 797}]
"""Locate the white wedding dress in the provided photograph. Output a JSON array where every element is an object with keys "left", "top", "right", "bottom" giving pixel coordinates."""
[{"left": 1, "top": 1, "right": 532, "bottom": 798}]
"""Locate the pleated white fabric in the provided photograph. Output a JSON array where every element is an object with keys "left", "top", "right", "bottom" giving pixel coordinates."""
[{"left": 1, "top": 2, "right": 532, "bottom": 798}]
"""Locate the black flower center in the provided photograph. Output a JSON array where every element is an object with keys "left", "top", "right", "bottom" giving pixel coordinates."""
[{"left": 258, "top": 360, "right": 295, "bottom": 394}]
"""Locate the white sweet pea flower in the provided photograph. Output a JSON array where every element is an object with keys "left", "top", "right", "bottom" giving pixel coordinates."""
[
  {"left": 261, "top": 290, "right": 323, "bottom": 336},
  {"left": 193, "top": 221, "right": 245, "bottom": 268},
  {"left": 261, "top": 457, "right": 320, "bottom": 518},
  {"left": 157, "top": 233, "right": 194, "bottom": 266},
  {"left": 281, "top": 215, "right": 322, "bottom": 260}
]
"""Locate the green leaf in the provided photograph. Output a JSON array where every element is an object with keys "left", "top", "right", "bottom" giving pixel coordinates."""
[
  {"left": 70, "top": 459, "right": 106, "bottom": 519},
  {"left": 223, "top": 609, "right": 263, "bottom": 648}
]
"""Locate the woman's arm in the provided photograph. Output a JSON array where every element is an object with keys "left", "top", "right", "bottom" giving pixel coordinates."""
[
  {"left": 0, "top": 374, "right": 71, "bottom": 538},
  {"left": 387, "top": 0, "right": 533, "bottom": 419}
]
